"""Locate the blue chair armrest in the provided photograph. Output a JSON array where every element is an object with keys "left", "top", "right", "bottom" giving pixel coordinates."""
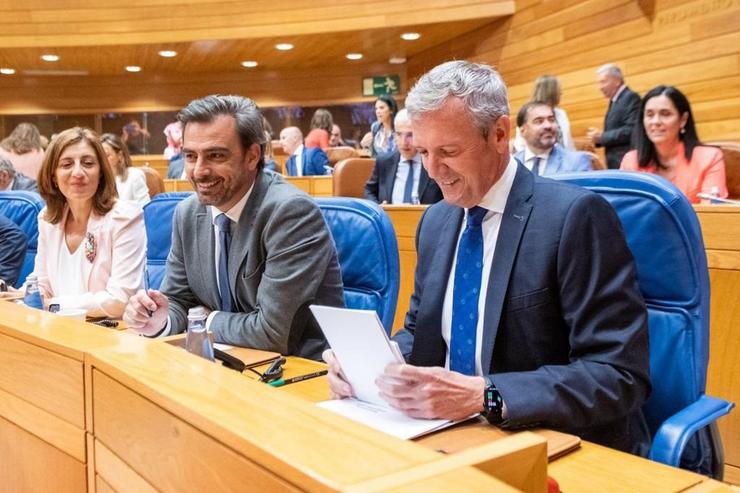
[{"left": 650, "top": 395, "right": 734, "bottom": 467}]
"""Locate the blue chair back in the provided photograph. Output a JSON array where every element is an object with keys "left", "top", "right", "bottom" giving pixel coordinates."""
[
  {"left": 143, "top": 192, "right": 192, "bottom": 289},
  {"left": 316, "top": 198, "right": 400, "bottom": 333},
  {"left": 552, "top": 171, "right": 733, "bottom": 475},
  {"left": 0, "top": 191, "right": 45, "bottom": 287}
]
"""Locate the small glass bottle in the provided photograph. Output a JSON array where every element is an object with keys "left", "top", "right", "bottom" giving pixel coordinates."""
[
  {"left": 185, "top": 306, "right": 214, "bottom": 361},
  {"left": 23, "top": 274, "right": 44, "bottom": 310}
]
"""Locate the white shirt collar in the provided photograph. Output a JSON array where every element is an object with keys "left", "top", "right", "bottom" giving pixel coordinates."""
[
  {"left": 473, "top": 156, "right": 517, "bottom": 216},
  {"left": 210, "top": 181, "right": 254, "bottom": 226},
  {"left": 293, "top": 144, "right": 304, "bottom": 157},
  {"left": 523, "top": 146, "right": 551, "bottom": 163},
  {"left": 612, "top": 84, "right": 626, "bottom": 102}
]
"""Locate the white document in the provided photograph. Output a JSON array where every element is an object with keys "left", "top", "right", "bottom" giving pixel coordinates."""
[{"left": 310, "top": 305, "right": 463, "bottom": 440}]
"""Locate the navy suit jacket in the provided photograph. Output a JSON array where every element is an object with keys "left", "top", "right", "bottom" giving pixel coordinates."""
[
  {"left": 513, "top": 145, "right": 592, "bottom": 175},
  {"left": 394, "top": 164, "right": 652, "bottom": 454},
  {"left": 285, "top": 147, "right": 330, "bottom": 176},
  {"left": 0, "top": 213, "right": 28, "bottom": 286},
  {"left": 599, "top": 86, "right": 641, "bottom": 169},
  {"left": 363, "top": 151, "right": 443, "bottom": 204}
]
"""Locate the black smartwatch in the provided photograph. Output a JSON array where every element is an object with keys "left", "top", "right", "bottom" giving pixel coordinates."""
[{"left": 483, "top": 376, "right": 504, "bottom": 424}]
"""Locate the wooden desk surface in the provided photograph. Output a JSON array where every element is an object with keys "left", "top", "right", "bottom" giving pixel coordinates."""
[{"left": 238, "top": 353, "right": 726, "bottom": 493}]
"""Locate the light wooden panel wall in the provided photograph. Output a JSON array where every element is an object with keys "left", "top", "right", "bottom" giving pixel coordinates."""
[
  {"left": 0, "top": 63, "right": 406, "bottom": 115},
  {"left": 408, "top": 0, "right": 740, "bottom": 142}
]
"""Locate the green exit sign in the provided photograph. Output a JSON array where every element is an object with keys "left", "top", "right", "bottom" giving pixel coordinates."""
[{"left": 362, "top": 75, "right": 401, "bottom": 96}]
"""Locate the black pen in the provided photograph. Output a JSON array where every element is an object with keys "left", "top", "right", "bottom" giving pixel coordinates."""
[
  {"left": 268, "top": 370, "right": 328, "bottom": 387},
  {"left": 143, "top": 267, "right": 153, "bottom": 316}
]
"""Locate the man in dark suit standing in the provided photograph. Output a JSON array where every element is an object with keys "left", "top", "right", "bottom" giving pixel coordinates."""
[
  {"left": 0, "top": 159, "right": 37, "bottom": 191},
  {"left": 587, "top": 64, "right": 640, "bottom": 169},
  {"left": 364, "top": 109, "right": 442, "bottom": 205},
  {"left": 325, "top": 61, "right": 651, "bottom": 455},
  {"left": 280, "top": 127, "right": 330, "bottom": 176}
]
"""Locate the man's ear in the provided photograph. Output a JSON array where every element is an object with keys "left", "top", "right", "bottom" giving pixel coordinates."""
[
  {"left": 245, "top": 143, "right": 262, "bottom": 171},
  {"left": 492, "top": 115, "right": 511, "bottom": 153}
]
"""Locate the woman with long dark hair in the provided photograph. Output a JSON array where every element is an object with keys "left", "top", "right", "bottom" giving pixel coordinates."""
[{"left": 620, "top": 85, "right": 726, "bottom": 203}]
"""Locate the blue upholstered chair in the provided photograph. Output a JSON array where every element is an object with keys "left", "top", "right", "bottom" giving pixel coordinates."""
[
  {"left": 142, "top": 192, "right": 192, "bottom": 290},
  {"left": 316, "top": 198, "right": 400, "bottom": 333},
  {"left": 552, "top": 171, "right": 734, "bottom": 478},
  {"left": 0, "top": 191, "right": 45, "bottom": 287}
]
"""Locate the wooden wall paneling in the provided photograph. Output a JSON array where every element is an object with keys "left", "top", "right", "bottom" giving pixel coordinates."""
[{"left": 409, "top": 0, "right": 740, "bottom": 144}]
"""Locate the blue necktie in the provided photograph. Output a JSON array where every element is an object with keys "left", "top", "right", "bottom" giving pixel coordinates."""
[
  {"left": 450, "top": 206, "right": 488, "bottom": 375},
  {"left": 402, "top": 160, "right": 416, "bottom": 204},
  {"left": 531, "top": 156, "right": 541, "bottom": 176},
  {"left": 215, "top": 213, "right": 233, "bottom": 312}
]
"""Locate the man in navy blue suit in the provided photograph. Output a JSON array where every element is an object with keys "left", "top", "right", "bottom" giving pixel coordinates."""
[
  {"left": 364, "top": 109, "right": 443, "bottom": 205},
  {"left": 513, "top": 102, "right": 592, "bottom": 175},
  {"left": 0, "top": 212, "right": 28, "bottom": 287},
  {"left": 279, "top": 127, "right": 330, "bottom": 176},
  {"left": 325, "top": 61, "right": 651, "bottom": 455}
]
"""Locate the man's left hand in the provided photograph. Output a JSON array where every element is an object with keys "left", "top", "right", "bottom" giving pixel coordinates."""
[
  {"left": 586, "top": 127, "right": 602, "bottom": 145},
  {"left": 376, "top": 364, "right": 485, "bottom": 421}
]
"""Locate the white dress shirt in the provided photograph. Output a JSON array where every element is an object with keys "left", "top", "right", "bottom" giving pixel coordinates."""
[
  {"left": 441, "top": 157, "right": 518, "bottom": 376},
  {"left": 522, "top": 147, "right": 552, "bottom": 175},
  {"left": 293, "top": 145, "right": 305, "bottom": 176}
]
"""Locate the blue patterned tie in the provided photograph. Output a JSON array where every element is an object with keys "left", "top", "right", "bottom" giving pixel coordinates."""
[
  {"left": 215, "top": 213, "right": 233, "bottom": 312},
  {"left": 402, "top": 160, "right": 416, "bottom": 203},
  {"left": 450, "top": 206, "right": 488, "bottom": 375}
]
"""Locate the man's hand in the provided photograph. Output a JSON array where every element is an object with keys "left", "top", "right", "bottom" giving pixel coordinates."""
[
  {"left": 587, "top": 127, "right": 602, "bottom": 145},
  {"left": 123, "top": 289, "right": 169, "bottom": 336},
  {"left": 323, "top": 349, "right": 355, "bottom": 399},
  {"left": 360, "top": 132, "right": 373, "bottom": 149},
  {"left": 376, "top": 364, "right": 485, "bottom": 421}
]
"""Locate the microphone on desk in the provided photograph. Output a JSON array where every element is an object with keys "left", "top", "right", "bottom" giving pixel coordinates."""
[{"left": 696, "top": 193, "right": 740, "bottom": 205}]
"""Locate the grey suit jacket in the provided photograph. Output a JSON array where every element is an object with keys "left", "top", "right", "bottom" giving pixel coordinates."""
[
  {"left": 11, "top": 173, "right": 38, "bottom": 192},
  {"left": 513, "top": 145, "right": 592, "bottom": 176},
  {"left": 160, "top": 171, "right": 345, "bottom": 359}
]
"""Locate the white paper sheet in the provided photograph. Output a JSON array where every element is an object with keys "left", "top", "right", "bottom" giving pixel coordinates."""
[
  {"left": 310, "top": 305, "right": 402, "bottom": 406},
  {"left": 317, "top": 398, "right": 457, "bottom": 440}
]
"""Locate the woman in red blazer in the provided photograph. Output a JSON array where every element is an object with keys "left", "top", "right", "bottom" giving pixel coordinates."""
[{"left": 620, "top": 85, "right": 727, "bottom": 204}]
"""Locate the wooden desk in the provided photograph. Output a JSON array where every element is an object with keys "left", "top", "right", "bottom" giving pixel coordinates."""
[
  {"left": 695, "top": 205, "right": 740, "bottom": 484},
  {"left": 132, "top": 154, "right": 169, "bottom": 179},
  {"left": 258, "top": 355, "right": 728, "bottom": 493}
]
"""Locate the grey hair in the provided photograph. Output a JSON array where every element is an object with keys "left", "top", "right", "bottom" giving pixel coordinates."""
[
  {"left": 0, "top": 158, "right": 16, "bottom": 177},
  {"left": 405, "top": 60, "right": 509, "bottom": 138},
  {"left": 596, "top": 63, "right": 624, "bottom": 81},
  {"left": 178, "top": 94, "right": 266, "bottom": 167},
  {"left": 393, "top": 108, "right": 410, "bottom": 127}
]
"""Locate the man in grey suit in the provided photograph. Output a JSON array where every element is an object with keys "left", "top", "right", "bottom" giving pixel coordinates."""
[
  {"left": 0, "top": 159, "right": 38, "bottom": 191},
  {"left": 124, "top": 95, "right": 344, "bottom": 359},
  {"left": 513, "top": 102, "right": 592, "bottom": 175}
]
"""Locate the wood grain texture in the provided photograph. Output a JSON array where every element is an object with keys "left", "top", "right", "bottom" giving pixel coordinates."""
[
  {"left": 409, "top": 0, "right": 740, "bottom": 143},
  {"left": 0, "top": 415, "right": 87, "bottom": 493}
]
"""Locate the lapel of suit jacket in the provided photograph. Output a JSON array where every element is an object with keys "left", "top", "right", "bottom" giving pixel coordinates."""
[
  {"left": 80, "top": 209, "right": 108, "bottom": 290},
  {"left": 383, "top": 151, "right": 400, "bottom": 202},
  {"left": 229, "top": 171, "right": 270, "bottom": 302},
  {"left": 417, "top": 161, "right": 431, "bottom": 199},
  {"left": 546, "top": 145, "right": 563, "bottom": 174},
  {"left": 194, "top": 202, "right": 220, "bottom": 310},
  {"left": 479, "top": 164, "right": 534, "bottom": 372},
  {"left": 286, "top": 155, "right": 296, "bottom": 176},
  {"left": 412, "top": 205, "right": 462, "bottom": 366}
]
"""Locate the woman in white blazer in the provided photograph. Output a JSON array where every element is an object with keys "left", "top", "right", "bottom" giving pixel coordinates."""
[{"left": 32, "top": 127, "right": 147, "bottom": 318}]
